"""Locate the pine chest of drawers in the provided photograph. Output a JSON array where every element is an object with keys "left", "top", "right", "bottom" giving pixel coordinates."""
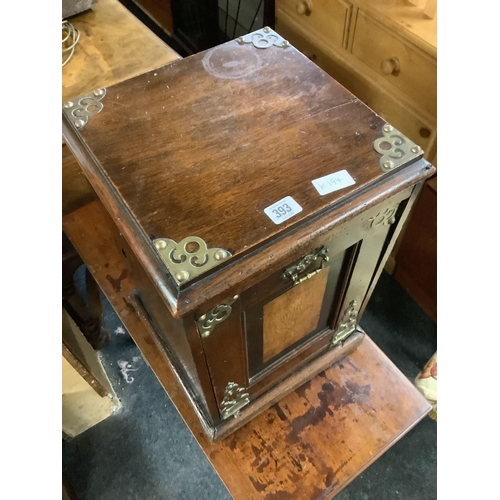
[{"left": 62, "top": 28, "right": 435, "bottom": 441}]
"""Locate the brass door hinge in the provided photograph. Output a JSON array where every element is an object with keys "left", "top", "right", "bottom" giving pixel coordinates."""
[
  {"left": 197, "top": 295, "right": 239, "bottom": 338},
  {"left": 220, "top": 382, "right": 250, "bottom": 420},
  {"left": 331, "top": 300, "right": 358, "bottom": 347}
]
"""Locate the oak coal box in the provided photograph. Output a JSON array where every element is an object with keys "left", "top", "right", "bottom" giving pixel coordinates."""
[{"left": 62, "top": 28, "right": 435, "bottom": 441}]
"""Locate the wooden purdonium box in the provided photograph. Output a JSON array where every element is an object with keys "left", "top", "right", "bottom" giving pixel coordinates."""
[{"left": 62, "top": 28, "right": 435, "bottom": 441}]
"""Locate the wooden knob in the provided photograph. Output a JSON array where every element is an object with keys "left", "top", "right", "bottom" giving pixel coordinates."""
[
  {"left": 381, "top": 57, "right": 400, "bottom": 76},
  {"left": 296, "top": 0, "right": 312, "bottom": 16},
  {"left": 419, "top": 127, "right": 431, "bottom": 138}
]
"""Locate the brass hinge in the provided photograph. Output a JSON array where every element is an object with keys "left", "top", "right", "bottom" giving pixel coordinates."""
[
  {"left": 331, "top": 300, "right": 358, "bottom": 347},
  {"left": 220, "top": 382, "right": 250, "bottom": 420},
  {"left": 197, "top": 295, "right": 239, "bottom": 338}
]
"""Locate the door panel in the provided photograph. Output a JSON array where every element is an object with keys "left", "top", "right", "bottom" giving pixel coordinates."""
[
  {"left": 198, "top": 192, "right": 410, "bottom": 421},
  {"left": 197, "top": 298, "right": 247, "bottom": 407},
  {"left": 245, "top": 242, "right": 352, "bottom": 380},
  {"left": 263, "top": 267, "right": 329, "bottom": 362}
]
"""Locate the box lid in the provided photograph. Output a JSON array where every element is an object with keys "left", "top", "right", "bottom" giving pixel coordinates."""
[{"left": 63, "top": 28, "right": 431, "bottom": 316}]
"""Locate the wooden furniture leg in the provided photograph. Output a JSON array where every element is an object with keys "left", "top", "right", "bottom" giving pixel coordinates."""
[
  {"left": 62, "top": 307, "right": 120, "bottom": 438},
  {"left": 62, "top": 232, "right": 109, "bottom": 349}
]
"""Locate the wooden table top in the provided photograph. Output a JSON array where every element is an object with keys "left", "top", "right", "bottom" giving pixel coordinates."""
[
  {"left": 63, "top": 197, "right": 431, "bottom": 499},
  {"left": 62, "top": 0, "right": 180, "bottom": 102}
]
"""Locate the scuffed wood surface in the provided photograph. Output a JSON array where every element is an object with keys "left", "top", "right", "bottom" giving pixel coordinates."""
[
  {"left": 63, "top": 199, "right": 430, "bottom": 499},
  {"left": 62, "top": 0, "right": 180, "bottom": 101},
  {"left": 207, "top": 338, "right": 430, "bottom": 498},
  {"left": 263, "top": 268, "right": 329, "bottom": 362},
  {"left": 62, "top": 0, "right": 179, "bottom": 210}
]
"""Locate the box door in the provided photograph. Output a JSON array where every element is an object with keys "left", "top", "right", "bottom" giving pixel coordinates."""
[{"left": 198, "top": 195, "right": 408, "bottom": 421}]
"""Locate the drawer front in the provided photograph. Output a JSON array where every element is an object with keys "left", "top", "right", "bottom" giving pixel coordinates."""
[
  {"left": 277, "top": 0, "right": 353, "bottom": 49},
  {"left": 197, "top": 189, "right": 414, "bottom": 421},
  {"left": 352, "top": 76, "right": 436, "bottom": 157},
  {"left": 350, "top": 10, "right": 437, "bottom": 117},
  {"left": 276, "top": 19, "right": 436, "bottom": 155}
]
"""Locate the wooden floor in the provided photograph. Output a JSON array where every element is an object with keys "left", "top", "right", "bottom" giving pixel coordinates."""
[{"left": 63, "top": 199, "right": 430, "bottom": 499}]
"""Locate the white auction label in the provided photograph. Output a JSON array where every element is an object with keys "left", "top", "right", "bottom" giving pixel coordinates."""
[
  {"left": 264, "top": 196, "right": 303, "bottom": 225},
  {"left": 311, "top": 170, "right": 355, "bottom": 196}
]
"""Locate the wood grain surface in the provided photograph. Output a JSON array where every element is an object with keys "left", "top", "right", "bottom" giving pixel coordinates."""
[
  {"left": 350, "top": 9, "right": 436, "bottom": 117},
  {"left": 63, "top": 37, "right": 424, "bottom": 267},
  {"left": 263, "top": 268, "right": 328, "bottom": 361},
  {"left": 62, "top": 9, "right": 431, "bottom": 494},
  {"left": 62, "top": 354, "right": 116, "bottom": 438},
  {"left": 274, "top": 16, "right": 436, "bottom": 155},
  {"left": 394, "top": 178, "right": 437, "bottom": 321},
  {"left": 63, "top": 29, "right": 434, "bottom": 320},
  {"left": 63, "top": 199, "right": 430, "bottom": 499},
  {"left": 62, "top": 0, "right": 180, "bottom": 101},
  {"left": 357, "top": 0, "right": 437, "bottom": 57},
  {"left": 133, "top": 0, "right": 174, "bottom": 35}
]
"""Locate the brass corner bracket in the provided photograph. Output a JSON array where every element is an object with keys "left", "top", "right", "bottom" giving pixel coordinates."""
[
  {"left": 197, "top": 295, "right": 239, "bottom": 338},
  {"left": 369, "top": 206, "right": 398, "bottom": 228},
  {"left": 331, "top": 300, "right": 358, "bottom": 348},
  {"left": 220, "top": 382, "right": 250, "bottom": 420},
  {"left": 153, "top": 236, "right": 232, "bottom": 286},
  {"left": 373, "top": 123, "right": 424, "bottom": 172},
  {"left": 63, "top": 88, "right": 106, "bottom": 129},
  {"left": 237, "top": 27, "right": 290, "bottom": 49}
]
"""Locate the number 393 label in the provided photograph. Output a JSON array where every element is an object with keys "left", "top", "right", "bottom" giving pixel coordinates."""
[{"left": 264, "top": 196, "right": 303, "bottom": 225}]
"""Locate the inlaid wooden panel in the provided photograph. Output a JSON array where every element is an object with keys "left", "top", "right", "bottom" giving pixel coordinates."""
[{"left": 263, "top": 268, "right": 329, "bottom": 362}]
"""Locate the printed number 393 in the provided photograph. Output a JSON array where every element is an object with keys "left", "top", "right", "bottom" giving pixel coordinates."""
[{"left": 272, "top": 203, "right": 292, "bottom": 218}]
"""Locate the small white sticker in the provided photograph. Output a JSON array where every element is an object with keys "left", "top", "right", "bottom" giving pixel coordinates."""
[
  {"left": 311, "top": 170, "right": 355, "bottom": 196},
  {"left": 264, "top": 196, "right": 303, "bottom": 225}
]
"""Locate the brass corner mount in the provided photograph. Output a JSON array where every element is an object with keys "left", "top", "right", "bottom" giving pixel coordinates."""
[
  {"left": 237, "top": 27, "right": 290, "bottom": 49},
  {"left": 373, "top": 123, "right": 424, "bottom": 172},
  {"left": 63, "top": 88, "right": 107, "bottom": 129},
  {"left": 153, "top": 236, "right": 232, "bottom": 286}
]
